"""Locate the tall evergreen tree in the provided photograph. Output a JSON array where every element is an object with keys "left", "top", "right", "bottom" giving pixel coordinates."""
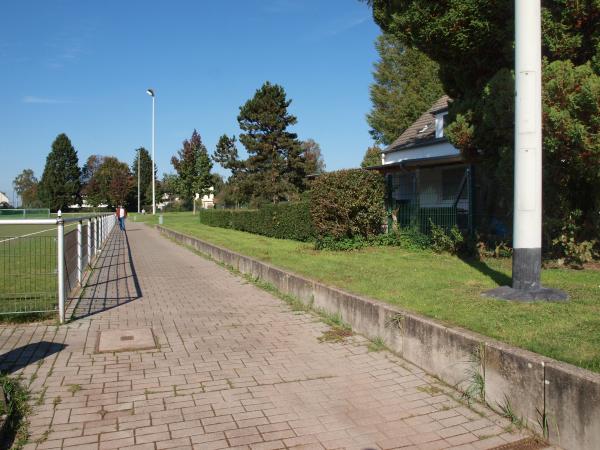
[
  {"left": 367, "top": 33, "right": 444, "bottom": 146},
  {"left": 213, "top": 135, "right": 243, "bottom": 175},
  {"left": 238, "top": 82, "right": 306, "bottom": 204},
  {"left": 131, "top": 147, "right": 155, "bottom": 206},
  {"left": 38, "top": 133, "right": 81, "bottom": 211},
  {"left": 170, "top": 130, "right": 212, "bottom": 209},
  {"left": 192, "top": 141, "right": 213, "bottom": 212}
]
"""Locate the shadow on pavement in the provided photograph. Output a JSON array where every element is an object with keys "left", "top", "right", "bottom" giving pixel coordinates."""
[
  {"left": 71, "top": 228, "right": 142, "bottom": 320},
  {"left": 0, "top": 341, "right": 67, "bottom": 374}
]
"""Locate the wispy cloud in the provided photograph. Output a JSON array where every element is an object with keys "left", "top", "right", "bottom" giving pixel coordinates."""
[
  {"left": 305, "top": 14, "right": 370, "bottom": 42},
  {"left": 44, "top": 32, "right": 88, "bottom": 69},
  {"left": 22, "top": 96, "right": 71, "bottom": 104}
]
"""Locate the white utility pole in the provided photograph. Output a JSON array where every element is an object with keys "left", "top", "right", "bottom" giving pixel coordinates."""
[
  {"left": 484, "top": 0, "right": 566, "bottom": 301},
  {"left": 146, "top": 88, "right": 156, "bottom": 215},
  {"left": 512, "top": 0, "right": 542, "bottom": 290}
]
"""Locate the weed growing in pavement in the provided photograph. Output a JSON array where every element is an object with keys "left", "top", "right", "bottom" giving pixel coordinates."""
[
  {"left": 34, "top": 428, "right": 52, "bottom": 444},
  {"left": 417, "top": 385, "right": 443, "bottom": 396},
  {"left": 35, "top": 386, "right": 47, "bottom": 406},
  {"left": 0, "top": 373, "right": 31, "bottom": 450},
  {"left": 497, "top": 395, "right": 524, "bottom": 428},
  {"left": 462, "top": 343, "right": 485, "bottom": 405},
  {"left": 67, "top": 384, "right": 81, "bottom": 396},
  {"left": 368, "top": 336, "right": 386, "bottom": 352}
]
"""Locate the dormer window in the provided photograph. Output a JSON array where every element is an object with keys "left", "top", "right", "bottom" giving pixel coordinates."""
[{"left": 435, "top": 112, "right": 448, "bottom": 138}]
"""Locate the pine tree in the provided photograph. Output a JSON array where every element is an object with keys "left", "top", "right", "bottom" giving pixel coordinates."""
[
  {"left": 192, "top": 142, "right": 213, "bottom": 213},
  {"left": 367, "top": 33, "right": 444, "bottom": 146},
  {"left": 213, "top": 135, "right": 243, "bottom": 175},
  {"left": 38, "top": 133, "right": 81, "bottom": 211},
  {"left": 238, "top": 82, "right": 306, "bottom": 204}
]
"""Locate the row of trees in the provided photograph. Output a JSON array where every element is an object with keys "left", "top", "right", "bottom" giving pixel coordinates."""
[
  {"left": 365, "top": 0, "right": 600, "bottom": 241},
  {"left": 13, "top": 81, "right": 325, "bottom": 212},
  {"left": 12, "top": 133, "right": 156, "bottom": 211}
]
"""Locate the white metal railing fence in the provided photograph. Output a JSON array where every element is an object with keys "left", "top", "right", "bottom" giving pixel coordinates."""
[{"left": 0, "top": 213, "right": 116, "bottom": 323}]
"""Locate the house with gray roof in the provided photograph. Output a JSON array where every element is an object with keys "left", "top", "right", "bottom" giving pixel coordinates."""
[{"left": 369, "top": 96, "right": 474, "bottom": 234}]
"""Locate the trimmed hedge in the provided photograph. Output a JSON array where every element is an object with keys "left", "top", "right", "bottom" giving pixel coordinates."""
[
  {"left": 310, "top": 169, "right": 385, "bottom": 239},
  {"left": 198, "top": 201, "right": 315, "bottom": 241}
]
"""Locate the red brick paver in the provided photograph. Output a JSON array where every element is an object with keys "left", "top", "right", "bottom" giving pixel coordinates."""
[{"left": 0, "top": 224, "right": 533, "bottom": 449}]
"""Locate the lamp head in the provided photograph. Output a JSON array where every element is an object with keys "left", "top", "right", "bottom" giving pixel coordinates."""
[{"left": 146, "top": 88, "right": 155, "bottom": 97}]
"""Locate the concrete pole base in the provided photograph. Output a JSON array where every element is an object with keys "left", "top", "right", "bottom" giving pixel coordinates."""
[{"left": 482, "top": 285, "right": 568, "bottom": 302}]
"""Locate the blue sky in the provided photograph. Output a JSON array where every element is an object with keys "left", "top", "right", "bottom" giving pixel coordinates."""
[{"left": 0, "top": 0, "right": 381, "bottom": 200}]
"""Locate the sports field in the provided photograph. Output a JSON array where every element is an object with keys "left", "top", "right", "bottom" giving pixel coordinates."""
[{"left": 0, "top": 219, "right": 87, "bottom": 317}]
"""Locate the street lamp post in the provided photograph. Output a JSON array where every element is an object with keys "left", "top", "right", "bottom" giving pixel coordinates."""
[
  {"left": 483, "top": 0, "right": 566, "bottom": 302},
  {"left": 137, "top": 148, "right": 140, "bottom": 214},
  {"left": 146, "top": 88, "right": 156, "bottom": 215}
]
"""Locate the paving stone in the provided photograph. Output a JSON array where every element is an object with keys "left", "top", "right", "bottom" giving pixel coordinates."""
[{"left": 0, "top": 225, "right": 530, "bottom": 449}]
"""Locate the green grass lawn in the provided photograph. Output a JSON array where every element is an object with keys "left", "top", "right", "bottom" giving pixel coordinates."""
[
  {"left": 0, "top": 221, "right": 85, "bottom": 316},
  {"left": 136, "top": 212, "right": 600, "bottom": 373}
]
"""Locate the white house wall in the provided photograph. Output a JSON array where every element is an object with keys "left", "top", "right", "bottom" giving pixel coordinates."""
[{"left": 383, "top": 141, "right": 460, "bottom": 165}]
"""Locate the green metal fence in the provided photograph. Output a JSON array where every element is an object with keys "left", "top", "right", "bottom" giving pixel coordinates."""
[
  {"left": 386, "top": 165, "right": 473, "bottom": 235},
  {"left": 395, "top": 204, "right": 467, "bottom": 234}
]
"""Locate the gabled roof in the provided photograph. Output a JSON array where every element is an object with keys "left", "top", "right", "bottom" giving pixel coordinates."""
[{"left": 382, "top": 95, "right": 451, "bottom": 154}]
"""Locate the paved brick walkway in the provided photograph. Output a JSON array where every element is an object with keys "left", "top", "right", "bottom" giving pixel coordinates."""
[{"left": 0, "top": 224, "right": 533, "bottom": 450}]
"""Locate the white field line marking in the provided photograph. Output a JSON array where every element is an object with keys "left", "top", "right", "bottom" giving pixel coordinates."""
[{"left": 0, "top": 222, "right": 77, "bottom": 244}]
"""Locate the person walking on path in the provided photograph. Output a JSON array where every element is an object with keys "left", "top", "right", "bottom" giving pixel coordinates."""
[{"left": 116, "top": 205, "right": 127, "bottom": 231}]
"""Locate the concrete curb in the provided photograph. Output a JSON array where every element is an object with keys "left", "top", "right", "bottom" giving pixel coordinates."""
[{"left": 157, "top": 225, "right": 600, "bottom": 450}]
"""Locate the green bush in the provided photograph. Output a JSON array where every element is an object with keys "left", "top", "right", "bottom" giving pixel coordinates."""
[
  {"left": 198, "top": 201, "right": 315, "bottom": 241},
  {"left": 374, "top": 228, "right": 431, "bottom": 250},
  {"left": 310, "top": 169, "right": 385, "bottom": 240},
  {"left": 315, "top": 227, "right": 430, "bottom": 251},
  {"left": 552, "top": 210, "right": 598, "bottom": 267},
  {"left": 429, "top": 220, "right": 465, "bottom": 254}
]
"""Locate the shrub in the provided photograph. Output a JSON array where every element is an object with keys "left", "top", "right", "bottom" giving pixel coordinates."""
[
  {"left": 374, "top": 228, "right": 431, "bottom": 250},
  {"left": 315, "top": 227, "right": 430, "bottom": 251},
  {"left": 552, "top": 210, "right": 598, "bottom": 267},
  {"left": 310, "top": 169, "right": 385, "bottom": 240},
  {"left": 198, "top": 201, "right": 315, "bottom": 241},
  {"left": 429, "top": 220, "right": 465, "bottom": 254},
  {"left": 315, "top": 235, "right": 369, "bottom": 251}
]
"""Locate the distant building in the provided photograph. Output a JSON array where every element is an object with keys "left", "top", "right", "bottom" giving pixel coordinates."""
[
  {"left": 0, "top": 192, "right": 10, "bottom": 206},
  {"left": 69, "top": 199, "right": 108, "bottom": 209},
  {"left": 195, "top": 187, "right": 215, "bottom": 209},
  {"left": 157, "top": 187, "right": 215, "bottom": 210}
]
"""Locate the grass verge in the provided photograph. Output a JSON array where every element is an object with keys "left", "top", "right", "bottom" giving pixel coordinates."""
[
  {"left": 0, "top": 374, "right": 30, "bottom": 449},
  {"left": 136, "top": 212, "right": 600, "bottom": 373}
]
